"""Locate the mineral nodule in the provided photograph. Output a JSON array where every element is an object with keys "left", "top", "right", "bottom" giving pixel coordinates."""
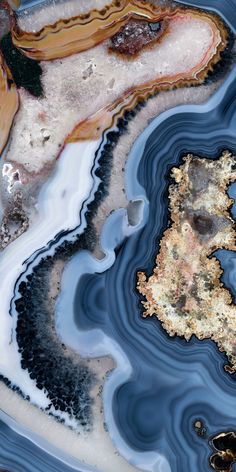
[
  {"left": 210, "top": 432, "right": 236, "bottom": 471},
  {"left": 110, "top": 19, "right": 164, "bottom": 56}
]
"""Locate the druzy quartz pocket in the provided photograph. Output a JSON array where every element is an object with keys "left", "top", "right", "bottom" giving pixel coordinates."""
[{"left": 0, "top": 0, "right": 236, "bottom": 471}]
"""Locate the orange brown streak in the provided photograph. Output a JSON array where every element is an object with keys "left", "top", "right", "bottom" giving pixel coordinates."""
[
  {"left": 8, "top": 0, "right": 20, "bottom": 8},
  {"left": 66, "top": 17, "right": 227, "bottom": 143},
  {"left": 0, "top": 50, "right": 19, "bottom": 155},
  {"left": 10, "top": 1, "right": 226, "bottom": 61}
]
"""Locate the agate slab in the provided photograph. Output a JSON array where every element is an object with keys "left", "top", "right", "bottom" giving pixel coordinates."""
[{"left": 0, "top": 1, "right": 236, "bottom": 472}]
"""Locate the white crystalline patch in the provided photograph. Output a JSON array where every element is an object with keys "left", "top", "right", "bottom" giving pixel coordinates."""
[
  {"left": 17, "top": 0, "right": 112, "bottom": 32},
  {"left": 105, "top": 16, "right": 213, "bottom": 81},
  {"left": 2, "top": 163, "right": 22, "bottom": 192},
  {"left": 5, "top": 15, "right": 215, "bottom": 173},
  {"left": 0, "top": 140, "right": 99, "bottom": 409}
]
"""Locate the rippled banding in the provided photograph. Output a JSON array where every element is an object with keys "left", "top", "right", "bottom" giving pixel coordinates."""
[
  {"left": 0, "top": 0, "right": 228, "bottom": 178},
  {"left": 10, "top": 1, "right": 227, "bottom": 62},
  {"left": 0, "top": 0, "right": 234, "bottom": 471}
]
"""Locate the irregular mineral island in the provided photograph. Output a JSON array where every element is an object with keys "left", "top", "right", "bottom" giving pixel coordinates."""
[
  {"left": 137, "top": 151, "right": 236, "bottom": 372},
  {"left": 210, "top": 431, "right": 236, "bottom": 472}
]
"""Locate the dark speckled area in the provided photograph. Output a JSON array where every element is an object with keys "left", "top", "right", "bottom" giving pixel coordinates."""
[
  {"left": 64, "top": 50, "right": 236, "bottom": 472},
  {"left": 1, "top": 0, "right": 236, "bottom": 471}
]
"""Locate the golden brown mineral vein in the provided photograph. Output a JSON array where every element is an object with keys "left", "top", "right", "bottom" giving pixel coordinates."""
[
  {"left": 0, "top": 0, "right": 229, "bottom": 158},
  {"left": 137, "top": 152, "right": 236, "bottom": 372},
  {"left": 12, "top": 1, "right": 221, "bottom": 61},
  {"left": 0, "top": 48, "right": 18, "bottom": 155},
  {"left": 0, "top": 0, "right": 230, "bottom": 252}
]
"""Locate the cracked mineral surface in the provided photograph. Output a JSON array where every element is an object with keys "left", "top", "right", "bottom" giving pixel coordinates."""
[{"left": 137, "top": 151, "right": 236, "bottom": 372}]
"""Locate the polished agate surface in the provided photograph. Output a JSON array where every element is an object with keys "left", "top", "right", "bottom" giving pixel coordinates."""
[{"left": 0, "top": 0, "right": 236, "bottom": 471}]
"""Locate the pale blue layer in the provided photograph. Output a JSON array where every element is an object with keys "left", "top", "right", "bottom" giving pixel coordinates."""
[{"left": 2, "top": 0, "right": 236, "bottom": 471}]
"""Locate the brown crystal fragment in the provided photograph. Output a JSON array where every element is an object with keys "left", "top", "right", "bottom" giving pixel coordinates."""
[{"left": 110, "top": 19, "right": 164, "bottom": 56}]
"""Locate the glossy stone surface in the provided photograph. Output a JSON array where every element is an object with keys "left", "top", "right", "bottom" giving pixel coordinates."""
[{"left": 0, "top": 1, "right": 236, "bottom": 472}]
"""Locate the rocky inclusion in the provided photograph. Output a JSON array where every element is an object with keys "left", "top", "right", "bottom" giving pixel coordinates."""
[
  {"left": 110, "top": 19, "right": 164, "bottom": 56},
  {"left": 137, "top": 152, "right": 236, "bottom": 372}
]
